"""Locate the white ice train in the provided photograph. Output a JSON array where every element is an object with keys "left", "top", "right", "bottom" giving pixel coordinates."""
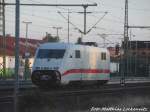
[{"left": 31, "top": 43, "right": 110, "bottom": 87}]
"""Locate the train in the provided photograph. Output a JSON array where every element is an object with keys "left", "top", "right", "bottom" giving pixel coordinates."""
[{"left": 31, "top": 43, "right": 110, "bottom": 87}]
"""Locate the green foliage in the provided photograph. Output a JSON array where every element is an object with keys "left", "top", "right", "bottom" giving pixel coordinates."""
[
  {"left": 76, "top": 37, "right": 82, "bottom": 44},
  {"left": 0, "top": 67, "right": 32, "bottom": 79},
  {"left": 0, "top": 68, "right": 14, "bottom": 79},
  {"left": 43, "top": 33, "right": 59, "bottom": 42},
  {"left": 24, "top": 58, "right": 31, "bottom": 80}
]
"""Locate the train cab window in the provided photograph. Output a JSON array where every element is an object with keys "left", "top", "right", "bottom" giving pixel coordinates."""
[
  {"left": 37, "top": 49, "right": 65, "bottom": 59},
  {"left": 75, "top": 50, "right": 81, "bottom": 58},
  {"left": 101, "top": 52, "right": 106, "bottom": 60}
]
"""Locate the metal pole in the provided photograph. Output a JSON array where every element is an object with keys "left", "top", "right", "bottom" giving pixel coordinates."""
[
  {"left": 144, "top": 42, "right": 150, "bottom": 76},
  {"left": 46, "top": 32, "right": 49, "bottom": 42},
  {"left": 53, "top": 27, "right": 62, "bottom": 40},
  {"left": 2, "top": 0, "right": 6, "bottom": 77},
  {"left": 147, "top": 43, "right": 148, "bottom": 76},
  {"left": 135, "top": 41, "right": 137, "bottom": 76},
  {"left": 83, "top": 6, "right": 87, "bottom": 35},
  {"left": 128, "top": 26, "right": 150, "bottom": 28},
  {"left": 56, "top": 28, "right": 58, "bottom": 37},
  {"left": 14, "top": 0, "right": 20, "bottom": 112},
  {"left": 103, "top": 37, "right": 106, "bottom": 48},
  {"left": 22, "top": 21, "right": 32, "bottom": 80},
  {"left": 129, "top": 30, "right": 132, "bottom": 76},
  {"left": 68, "top": 9, "right": 70, "bottom": 43},
  {"left": 1, "top": 3, "right": 97, "bottom": 7},
  {"left": 121, "top": 0, "right": 128, "bottom": 86}
]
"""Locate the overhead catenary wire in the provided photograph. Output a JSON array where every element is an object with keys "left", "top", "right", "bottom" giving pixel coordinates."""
[
  {"left": 24, "top": 0, "right": 94, "bottom": 13},
  {"left": 57, "top": 11, "right": 83, "bottom": 34},
  {"left": 91, "top": 14, "right": 124, "bottom": 24},
  {"left": 5, "top": 17, "right": 79, "bottom": 40},
  {"left": 4, "top": 0, "right": 150, "bottom": 42},
  {"left": 6, "top": 7, "right": 107, "bottom": 28},
  {"left": 5, "top": 3, "right": 100, "bottom": 35},
  {"left": 86, "top": 12, "right": 108, "bottom": 34},
  {"left": 6, "top": 7, "right": 66, "bottom": 23},
  {"left": 5, "top": 2, "right": 122, "bottom": 27},
  {"left": 2, "top": 0, "right": 98, "bottom": 37},
  {"left": 58, "top": 10, "right": 109, "bottom": 35}
]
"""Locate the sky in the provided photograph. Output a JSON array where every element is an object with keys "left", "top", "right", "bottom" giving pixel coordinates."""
[{"left": 3, "top": 0, "right": 150, "bottom": 47}]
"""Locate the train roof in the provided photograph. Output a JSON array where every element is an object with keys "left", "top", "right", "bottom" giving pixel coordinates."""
[
  {"left": 39, "top": 42, "right": 73, "bottom": 49},
  {"left": 39, "top": 42, "right": 108, "bottom": 52}
]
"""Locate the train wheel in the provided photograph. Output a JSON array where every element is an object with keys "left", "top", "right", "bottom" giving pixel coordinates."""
[{"left": 31, "top": 71, "right": 41, "bottom": 85}]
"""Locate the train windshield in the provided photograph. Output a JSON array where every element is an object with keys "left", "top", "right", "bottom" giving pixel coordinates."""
[{"left": 37, "top": 49, "right": 66, "bottom": 59}]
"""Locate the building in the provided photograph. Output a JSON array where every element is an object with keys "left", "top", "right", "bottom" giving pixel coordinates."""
[
  {"left": 122, "top": 41, "right": 150, "bottom": 77},
  {"left": 107, "top": 41, "right": 150, "bottom": 77},
  {"left": 127, "top": 41, "right": 150, "bottom": 57},
  {"left": 0, "top": 35, "right": 43, "bottom": 57},
  {"left": 107, "top": 47, "right": 120, "bottom": 61},
  {"left": 0, "top": 35, "right": 43, "bottom": 78}
]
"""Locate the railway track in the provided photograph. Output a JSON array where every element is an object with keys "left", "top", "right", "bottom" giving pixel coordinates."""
[
  {"left": 0, "top": 79, "right": 150, "bottom": 112},
  {"left": 0, "top": 80, "right": 35, "bottom": 90},
  {"left": 0, "top": 78, "right": 150, "bottom": 97},
  {"left": 0, "top": 96, "right": 13, "bottom": 104},
  {"left": 0, "top": 81, "right": 150, "bottom": 110},
  {"left": 0, "top": 77, "right": 149, "bottom": 90},
  {"left": 40, "top": 82, "right": 150, "bottom": 97}
]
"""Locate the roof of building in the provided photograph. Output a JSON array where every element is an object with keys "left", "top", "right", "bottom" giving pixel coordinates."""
[
  {"left": 123, "top": 41, "right": 150, "bottom": 49},
  {"left": 0, "top": 35, "right": 43, "bottom": 57}
]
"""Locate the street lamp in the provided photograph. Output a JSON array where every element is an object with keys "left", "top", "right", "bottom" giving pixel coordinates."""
[
  {"left": 22, "top": 21, "right": 32, "bottom": 80},
  {"left": 144, "top": 42, "right": 150, "bottom": 77},
  {"left": 52, "top": 26, "right": 62, "bottom": 38}
]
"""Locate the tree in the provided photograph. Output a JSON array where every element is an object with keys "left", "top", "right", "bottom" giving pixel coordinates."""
[
  {"left": 76, "top": 37, "right": 82, "bottom": 44},
  {"left": 115, "top": 44, "right": 120, "bottom": 55},
  {"left": 43, "top": 32, "right": 59, "bottom": 42}
]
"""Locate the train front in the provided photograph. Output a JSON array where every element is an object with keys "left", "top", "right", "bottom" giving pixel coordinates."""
[{"left": 31, "top": 43, "right": 66, "bottom": 87}]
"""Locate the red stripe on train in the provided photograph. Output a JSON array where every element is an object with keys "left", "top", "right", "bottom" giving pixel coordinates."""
[{"left": 62, "top": 69, "right": 110, "bottom": 76}]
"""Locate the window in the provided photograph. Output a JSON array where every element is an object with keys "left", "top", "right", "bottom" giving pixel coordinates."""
[
  {"left": 75, "top": 50, "right": 80, "bottom": 58},
  {"left": 101, "top": 52, "right": 106, "bottom": 60},
  {"left": 37, "top": 49, "right": 66, "bottom": 59}
]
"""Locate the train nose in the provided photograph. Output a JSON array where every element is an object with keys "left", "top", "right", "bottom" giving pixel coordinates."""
[{"left": 31, "top": 70, "right": 61, "bottom": 87}]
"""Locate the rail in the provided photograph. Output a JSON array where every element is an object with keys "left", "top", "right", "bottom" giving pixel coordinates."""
[
  {"left": 0, "top": 80, "right": 35, "bottom": 90},
  {"left": 38, "top": 82, "right": 150, "bottom": 97},
  {"left": 0, "top": 77, "right": 150, "bottom": 91}
]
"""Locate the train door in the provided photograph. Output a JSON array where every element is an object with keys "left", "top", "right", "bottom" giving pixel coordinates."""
[
  {"left": 64, "top": 48, "right": 83, "bottom": 81},
  {"left": 74, "top": 49, "right": 83, "bottom": 81},
  {"left": 81, "top": 47, "right": 90, "bottom": 80}
]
